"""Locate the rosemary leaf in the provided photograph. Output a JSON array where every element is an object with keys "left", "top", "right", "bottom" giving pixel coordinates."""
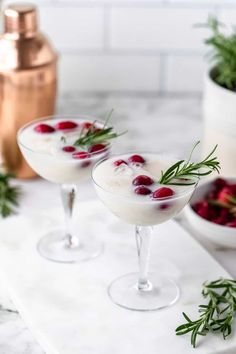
[
  {"left": 176, "top": 278, "right": 236, "bottom": 348},
  {"left": 159, "top": 142, "right": 220, "bottom": 185}
]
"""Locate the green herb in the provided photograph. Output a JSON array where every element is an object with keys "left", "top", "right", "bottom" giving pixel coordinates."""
[
  {"left": 159, "top": 141, "right": 220, "bottom": 185},
  {"left": 201, "top": 16, "right": 236, "bottom": 90},
  {"left": 0, "top": 172, "right": 20, "bottom": 217},
  {"left": 176, "top": 278, "right": 236, "bottom": 348},
  {"left": 74, "top": 109, "right": 126, "bottom": 147}
]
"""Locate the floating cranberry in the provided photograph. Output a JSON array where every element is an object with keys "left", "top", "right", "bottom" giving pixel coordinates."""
[
  {"left": 55, "top": 121, "right": 78, "bottom": 130},
  {"left": 132, "top": 175, "right": 154, "bottom": 186},
  {"left": 113, "top": 159, "right": 127, "bottom": 167},
  {"left": 72, "top": 151, "right": 90, "bottom": 159},
  {"left": 128, "top": 154, "right": 145, "bottom": 164},
  {"left": 152, "top": 187, "right": 174, "bottom": 199},
  {"left": 134, "top": 186, "right": 152, "bottom": 195},
  {"left": 82, "top": 122, "right": 93, "bottom": 129},
  {"left": 62, "top": 146, "right": 76, "bottom": 153},
  {"left": 88, "top": 144, "right": 106, "bottom": 153},
  {"left": 34, "top": 123, "right": 55, "bottom": 133}
]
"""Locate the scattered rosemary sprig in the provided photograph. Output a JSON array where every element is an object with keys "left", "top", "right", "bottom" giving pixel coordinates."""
[
  {"left": 159, "top": 141, "right": 220, "bottom": 186},
  {"left": 74, "top": 109, "right": 126, "bottom": 147},
  {"left": 0, "top": 172, "right": 20, "bottom": 218},
  {"left": 176, "top": 278, "right": 236, "bottom": 348}
]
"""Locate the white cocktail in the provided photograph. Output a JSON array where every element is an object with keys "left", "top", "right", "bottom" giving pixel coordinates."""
[
  {"left": 18, "top": 115, "right": 114, "bottom": 263},
  {"left": 92, "top": 152, "right": 198, "bottom": 310}
]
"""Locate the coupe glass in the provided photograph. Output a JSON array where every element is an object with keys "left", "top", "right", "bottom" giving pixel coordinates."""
[
  {"left": 92, "top": 153, "right": 198, "bottom": 311},
  {"left": 17, "top": 115, "right": 109, "bottom": 263}
]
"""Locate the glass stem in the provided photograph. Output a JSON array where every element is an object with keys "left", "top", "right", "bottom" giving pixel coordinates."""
[
  {"left": 135, "top": 225, "right": 153, "bottom": 291},
  {"left": 61, "top": 184, "right": 79, "bottom": 248}
]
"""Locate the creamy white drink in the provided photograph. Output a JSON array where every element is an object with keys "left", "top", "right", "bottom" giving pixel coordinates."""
[
  {"left": 18, "top": 118, "right": 108, "bottom": 184},
  {"left": 93, "top": 153, "right": 195, "bottom": 226}
]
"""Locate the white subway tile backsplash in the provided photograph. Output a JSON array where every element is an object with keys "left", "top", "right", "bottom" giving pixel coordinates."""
[
  {"left": 110, "top": 8, "right": 212, "bottom": 51},
  {"left": 59, "top": 54, "right": 160, "bottom": 92},
  {"left": 39, "top": 7, "right": 104, "bottom": 50},
  {"left": 165, "top": 55, "right": 207, "bottom": 92},
  {"left": 3, "top": 0, "right": 236, "bottom": 94}
]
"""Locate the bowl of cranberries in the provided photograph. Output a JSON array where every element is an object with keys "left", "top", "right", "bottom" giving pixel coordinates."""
[{"left": 185, "top": 177, "right": 236, "bottom": 248}]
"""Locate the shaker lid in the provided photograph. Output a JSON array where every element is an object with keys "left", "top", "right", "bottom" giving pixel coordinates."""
[{"left": 4, "top": 3, "right": 38, "bottom": 35}]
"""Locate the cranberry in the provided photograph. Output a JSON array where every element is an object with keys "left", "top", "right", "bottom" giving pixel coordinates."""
[
  {"left": 226, "top": 220, "right": 236, "bottom": 228},
  {"left": 152, "top": 187, "right": 174, "bottom": 199},
  {"left": 214, "top": 178, "right": 227, "bottom": 189},
  {"left": 197, "top": 206, "right": 210, "bottom": 220},
  {"left": 128, "top": 155, "right": 145, "bottom": 164},
  {"left": 229, "top": 184, "right": 236, "bottom": 194},
  {"left": 113, "top": 159, "right": 127, "bottom": 167},
  {"left": 62, "top": 146, "right": 76, "bottom": 153},
  {"left": 212, "top": 217, "right": 225, "bottom": 225},
  {"left": 132, "top": 175, "right": 154, "bottom": 186},
  {"left": 217, "top": 187, "right": 233, "bottom": 203},
  {"left": 88, "top": 144, "right": 106, "bottom": 153},
  {"left": 94, "top": 128, "right": 102, "bottom": 133},
  {"left": 208, "top": 190, "right": 218, "bottom": 199},
  {"left": 134, "top": 186, "right": 152, "bottom": 195},
  {"left": 82, "top": 122, "right": 93, "bottom": 129},
  {"left": 34, "top": 123, "right": 55, "bottom": 133},
  {"left": 55, "top": 121, "right": 78, "bottom": 130},
  {"left": 72, "top": 151, "right": 90, "bottom": 159}
]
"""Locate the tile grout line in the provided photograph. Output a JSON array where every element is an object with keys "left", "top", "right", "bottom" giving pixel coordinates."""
[{"left": 158, "top": 53, "right": 167, "bottom": 94}]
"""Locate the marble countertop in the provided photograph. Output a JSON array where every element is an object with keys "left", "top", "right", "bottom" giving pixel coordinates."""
[{"left": 1, "top": 95, "right": 235, "bottom": 354}]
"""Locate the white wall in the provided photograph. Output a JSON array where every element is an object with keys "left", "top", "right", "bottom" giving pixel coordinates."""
[{"left": 3, "top": 0, "right": 236, "bottom": 95}]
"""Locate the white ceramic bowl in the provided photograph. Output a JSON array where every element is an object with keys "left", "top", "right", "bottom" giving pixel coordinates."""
[{"left": 185, "top": 177, "right": 236, "bottom": 248}]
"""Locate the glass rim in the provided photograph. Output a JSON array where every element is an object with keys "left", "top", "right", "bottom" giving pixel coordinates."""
[
  {"left": 17, "top": 114, "right": 111, "bottom": 158},
  {"left": 92, "top": 152, "right": 199, "bottom": 203}
]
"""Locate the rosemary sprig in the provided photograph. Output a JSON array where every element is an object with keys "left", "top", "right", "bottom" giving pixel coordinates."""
[
  {"left": 74, "top": 109, "right": 126, "bottom": 147},
  {"left": 159, "top": 141, "right": 220, "bottom": 185},
  {"left": 0, "top": 172, "right": 20, "bottom": 218},
  {"left": 176, "top": 278, "right": 236, "bottom": 348}
]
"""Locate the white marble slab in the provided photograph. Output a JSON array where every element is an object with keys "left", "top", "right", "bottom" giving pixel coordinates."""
[{"left": 0, "top": 200, "right": 235, "bottom": 354}]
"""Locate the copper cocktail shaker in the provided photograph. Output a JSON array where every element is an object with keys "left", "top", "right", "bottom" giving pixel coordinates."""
[{"left": 0, "top": 3, "right": 57, "bottom": 178}]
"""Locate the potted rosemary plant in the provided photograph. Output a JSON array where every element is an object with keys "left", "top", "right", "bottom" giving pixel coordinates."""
[{"left": 203, "top": 17, "right": 236, "bottom": 176}]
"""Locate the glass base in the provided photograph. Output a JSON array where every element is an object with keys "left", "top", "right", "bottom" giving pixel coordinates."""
[
  {"left": 108, "top": 272, "right": 180, "bottom": 311},
  {"left": 37, "top": 229, "right": 103, "bottom": 263}
]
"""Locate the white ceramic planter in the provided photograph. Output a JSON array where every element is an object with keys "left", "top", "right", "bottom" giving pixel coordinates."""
[{"left": 203, "top": 69, "right": 236, "bottom": 176}]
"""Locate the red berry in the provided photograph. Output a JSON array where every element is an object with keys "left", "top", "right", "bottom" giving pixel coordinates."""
[
  {"left": 34, "top": 123, "right": 55, "bottom": 133},
  {"left": 134, "top": 186, "right": 152, "bottom": 195},
  {"left": 62, "top": 146, "right": 76, "bottom": 153},
  {"left": 88, "top": 144, "right": 106, "bottom": 153},
  {"left": 128, "top": 154, "right": 145, "bottom": 164},
  {"left": 197, "top": 207, "right": 210, "bottom": 220},
  {"left": 217, "top": 187, "right": 233, "bottom": 203},
  {"left": 94, "top": 128, "right": 102, "bottom": 133},
  {"left": 132, "top": 175, "right": 154, "bottom": 186},
  {"left": 82, "top": 122, "right": 93, "bottom": 129},
  {"left": 214, "top": 178, "right": 227, "bottom": 189},
  {"left": 212, "top": 217, "right": 225, "bottom": 225},
  {"left": 113, "top": 159, "right": 127, "bottom": 167},
  {"left": 55, "top": 121, "right": 78, "bottom": 130},
  {"left": 152, "top": 187, "right": 174, "bottom": 199},
  {"left": 226, "top": 220, "right": 236, "bottom": 228},
  {"left": 72, "top": 151, "right": 90, "bottom": 159}
]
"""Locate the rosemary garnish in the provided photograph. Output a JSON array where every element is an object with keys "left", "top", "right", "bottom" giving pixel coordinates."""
[
  {"left": 0, "top": 172, "right": 20, "bottom": 217},
  {"left": 159, "top": 141, "right": 220, "bottom": 185},
  {"left": 74, "top": 109, "right": 126, "bottom": 147},
  {"left": 176, "top": 278, "right": 236, "bottom": 348}
]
